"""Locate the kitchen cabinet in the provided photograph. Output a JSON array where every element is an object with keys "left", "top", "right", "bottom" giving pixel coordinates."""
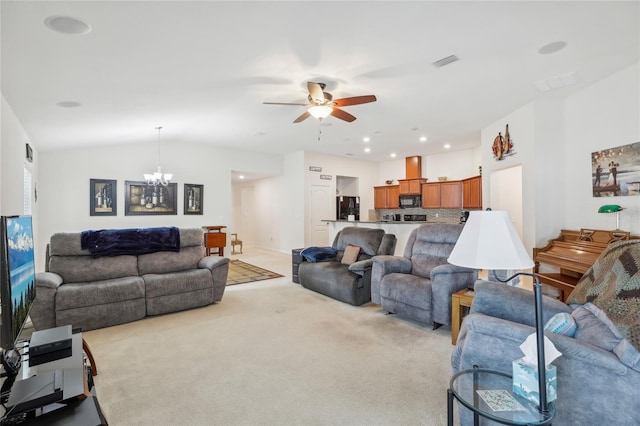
[
  {"left": 405, "top": 156, "right": 422, "bottom": 179},
  {"left": 398, "top": 178, "right": 427, "bottom": 194},
  {"left": 462, "top": 175, "right": 482, "bottom": 209},
  {"left": 374, "top": 185, "right": 400, "bottom": 209},
  {"left": 421, "top": 181, "right": 462, "bottom": 209},
  {"left": 421, "top": 183, "right": 441, "bottom": 208},
  {"left": 441, "top": 181, "right": 463, "bottom": 208}
]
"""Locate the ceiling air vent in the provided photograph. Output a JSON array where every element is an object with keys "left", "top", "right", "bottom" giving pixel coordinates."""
[{"left": 432, "top": 55, "right": 459, "bottom": 68}]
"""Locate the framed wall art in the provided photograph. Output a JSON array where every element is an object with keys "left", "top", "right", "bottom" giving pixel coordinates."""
[
  {"left": 90, "top": 179, "right": 117, "bottom": 216},
  {"left": 184, "top": 183, "right": 203, "bottom": 215},
  {"left": 125, "top": 180, "right": 177, "bottom": 215},
  {"left": 592, "top": 142, "right": 640, "bottom": 197}
]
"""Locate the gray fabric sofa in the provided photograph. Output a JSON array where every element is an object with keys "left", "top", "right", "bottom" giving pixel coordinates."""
[
  {"left": 298, "top": 227, "right": 396, "bottom": 306},
  {"left": 452, "top": 280, "right": 640, "bottom": 425},
  {"left": 30, "top": 227, "right": 229, "bottom": 332},
  {"left": 371, "top": 223, "right": 477, "bottom": 327}
]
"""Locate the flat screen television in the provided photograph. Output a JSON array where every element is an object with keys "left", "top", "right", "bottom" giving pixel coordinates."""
[{"left": 0, "top": 215, "right": 36, "bottom": 373}]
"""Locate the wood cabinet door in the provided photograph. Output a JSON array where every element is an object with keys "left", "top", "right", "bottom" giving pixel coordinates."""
[
  {"left": 469, "top": 176, "right": 481, "bottom": 208},
  {"left": 387, "top": 185, "right": 400, "bottom": 208},
  {"left": 441, "top": 181, "right": 463, "bottom": 208},
  {"left": 463, "top": 176, "right": 482, "bottom": 209},
  {"left": 398, "top": 180, "right": 410, "bottom": 194},
  {"left": 422, "top": 183, "right": 441, "bottom": 208},
  {"left": 409, "top": 179, "right": 424, "bottom": 194},
  {"left": 405, "top": 156, "right": 422, "bottom": 179},
  {"left": 374, "top": 186, "right": 387, "bottom": 209}
]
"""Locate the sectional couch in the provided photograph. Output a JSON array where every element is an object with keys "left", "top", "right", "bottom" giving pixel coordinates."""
[{"left": 30, "top": 227, "right": 229, "bottom": 332}]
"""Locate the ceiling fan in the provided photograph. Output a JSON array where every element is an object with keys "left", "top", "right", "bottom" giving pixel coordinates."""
[{"left": 264, "top": 82, "right": 377, "bottom": 123}]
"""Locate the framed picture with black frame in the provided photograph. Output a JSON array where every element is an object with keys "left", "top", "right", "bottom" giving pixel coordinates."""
[
  {"left": 90, "top": 179, "right": 117, "bottom": 216},
  {"left": 125, "top": 180, "right": 177, "bottom": 215},
  {"left": 184, "top": 183, "right": 204, "bottom": 215}
]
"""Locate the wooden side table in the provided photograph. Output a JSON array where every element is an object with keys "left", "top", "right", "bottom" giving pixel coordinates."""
[
  {"left": 203, "top": 226, "right": 227, "bottom": 256},
  {"left": 451, "top": 288, "right": 474, "bottom": 345}
]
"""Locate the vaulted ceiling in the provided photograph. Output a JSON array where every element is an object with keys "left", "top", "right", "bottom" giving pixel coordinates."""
[{"left": 2, "top": 1, "right": 638, "bottom": 162}]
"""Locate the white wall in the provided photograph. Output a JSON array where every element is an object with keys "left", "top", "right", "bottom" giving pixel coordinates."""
[
  {"left": 481, "top": 62, "right": 639, "bottom": 254},
  {"left": 304, "top": 152, "right": 379, "bottom": 245},
  {"left": 37, "top": 141, "right": 284, "bottom": 268},
  {"left": 0, "top": 95, "right": 40, "bottom": 266},
  {"left": 564, "top": 63, "right": 640, "bottom": 233},
  {"left": 424, "top": 149, "right": 480, "bottom": 182}
]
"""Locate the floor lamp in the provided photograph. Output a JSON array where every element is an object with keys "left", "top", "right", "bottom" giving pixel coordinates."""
[{"left": 448, "top": 210, "right": 549, "bottom": 414}]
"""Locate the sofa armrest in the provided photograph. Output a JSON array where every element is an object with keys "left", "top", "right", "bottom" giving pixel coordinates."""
[
  {"left": 471, "top": 280, "right": 573, "bottom": 327},
  {"left": 372, "top": 255, "right": 412, "bottom": 275},
  {"left": 430, "top": 264, "right": 478, "bottom": 326},
  {"left": 348, "top": 258, "right": 373, "bottom": 276},
  {"left": 36, "top": 272, "right": 63, "bottom": 289},
  {"left": 198, "top": 255, "right": 230, "bottom": 271},
  {"left": 31, "top": 272, "right": 64, "bottom": 330}
]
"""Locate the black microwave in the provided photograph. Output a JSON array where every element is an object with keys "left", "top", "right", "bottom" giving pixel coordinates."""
[{"left": 399, "top": 194, "right": 421, "bottom": 208}]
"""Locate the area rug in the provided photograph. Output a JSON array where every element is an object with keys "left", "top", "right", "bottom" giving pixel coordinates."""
[{"left": 226, "top": 259, "right": 283, "bottom": 285}]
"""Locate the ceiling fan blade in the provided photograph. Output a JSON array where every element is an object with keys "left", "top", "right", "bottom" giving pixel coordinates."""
[
  {"left": 330, "top": 108, "right": 357, "bottom": 122},
  {"left": 293, "top": 111, "right": 311, "bottom": 123},
  {"left": 333, "top": 95, "right": 377, "bottom": 107},
  {"left": 263, "top": 102, "right": 308, "bottom": 106},
  {"left": 307, "top": 82, "right": 325, "bottom": 104}
]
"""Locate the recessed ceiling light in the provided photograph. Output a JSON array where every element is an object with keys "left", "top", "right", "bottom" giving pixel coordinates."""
[
  {"left": 444, "top": 144, "right": 451, "bottom": 149},
  {"left": 56, "top": 101, "right": 82, "bottom": 108},
  {"left": 363, "top": 137, "right": 370, "bottom": 142},
  {"left": 364, "top": 147, "right": 371, "bottom": 153},
  {"left": 538, "top": 41, "right": 567, "bottom": 55},
  {"left": 390, "top": 153, "right": 397, "bottom": 158},
  {"left": 45, "top": 16, "right": 92, "bottom": 35},
  {"left": 239, "top": 175, "right": 245, "bottom": 179},
  {"left": 419, "top": 136, "right": 427, "bottom": 142}
]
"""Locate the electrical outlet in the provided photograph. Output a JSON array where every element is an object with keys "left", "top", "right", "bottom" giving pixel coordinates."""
[{"left": 435, "top": 213, "right": 439, "bottom": 218}]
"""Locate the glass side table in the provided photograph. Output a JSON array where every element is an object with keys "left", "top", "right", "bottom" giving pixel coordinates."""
[{"left": 448, "top": 367, "right": 555, "bottom": 426}]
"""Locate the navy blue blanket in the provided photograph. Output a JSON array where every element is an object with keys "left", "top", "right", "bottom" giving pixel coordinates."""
[
  {"left": 300, "top": 246, "right": 337, "bottom": 262},
  {"left": 81, "top": 227, "right": 180, "bottom": 257}
]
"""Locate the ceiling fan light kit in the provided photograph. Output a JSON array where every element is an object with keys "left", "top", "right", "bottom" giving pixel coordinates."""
[
  {"left": 264, "top": 81, "right": 376, "bottom": 123},
  {"left": 308, "top": 105, "right": 333, "bottom": 119}
]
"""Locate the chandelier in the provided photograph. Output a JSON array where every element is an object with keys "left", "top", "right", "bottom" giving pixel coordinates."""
[{"left": 143, "top": 126, "right": 173, "bottom": 186}]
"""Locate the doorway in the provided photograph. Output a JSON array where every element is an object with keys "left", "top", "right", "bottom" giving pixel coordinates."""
[{"left": 490, "top": 165, "right": 524, "bottom": 239}]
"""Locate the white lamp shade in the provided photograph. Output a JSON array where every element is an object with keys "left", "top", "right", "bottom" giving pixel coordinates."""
[{"left": 448, "top": 210, "right": 534, "bottom": 270}]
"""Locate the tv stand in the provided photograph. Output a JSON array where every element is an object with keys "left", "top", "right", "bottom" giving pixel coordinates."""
[{"left": 0, "top": 328, "right": 106, "bottom": 425}]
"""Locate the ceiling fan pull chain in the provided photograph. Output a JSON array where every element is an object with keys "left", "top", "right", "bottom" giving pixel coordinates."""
[{"left": 317, "top": 123, "right": 322, "bottom": 142}]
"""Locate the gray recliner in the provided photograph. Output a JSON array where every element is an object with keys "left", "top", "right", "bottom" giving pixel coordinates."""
[
  {"left": 298, "top": 227, "right": 396, "bottom": 306},
  {"left": 371, "top": 223, "right": 477, "bottom": 328}
]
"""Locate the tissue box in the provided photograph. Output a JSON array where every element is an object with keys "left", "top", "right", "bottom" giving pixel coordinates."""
[{"left": 512, "top": 359, "right": 557, "bottom": 405}]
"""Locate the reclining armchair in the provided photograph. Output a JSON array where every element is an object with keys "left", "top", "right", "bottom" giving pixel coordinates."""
[
  {"left": 453, "top": 272, "right": 640, "bottom": 425},
  {"left": 371, "top": 223, "right": 477, "bottom": 328},
  {"left": 298, "top": 227, "right": 396, "bottom": 306}
]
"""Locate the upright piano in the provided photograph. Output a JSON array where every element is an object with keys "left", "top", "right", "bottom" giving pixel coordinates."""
[{"left": 533, "top": 228, "right": 635, "bottom": 302}]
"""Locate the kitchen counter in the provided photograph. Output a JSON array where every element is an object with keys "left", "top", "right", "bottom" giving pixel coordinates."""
[{"left": 322, "top": 220, "right": 432, "bottom": 255}]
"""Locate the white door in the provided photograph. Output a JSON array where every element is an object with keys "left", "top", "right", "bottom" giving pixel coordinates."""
[{"left": 310, "top": 185, "right": 331, "bottom": 246}]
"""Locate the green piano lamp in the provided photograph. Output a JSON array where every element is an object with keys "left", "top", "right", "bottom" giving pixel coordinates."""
[{"left": 598, "top": 204, "right": 624, "bottom": 229}]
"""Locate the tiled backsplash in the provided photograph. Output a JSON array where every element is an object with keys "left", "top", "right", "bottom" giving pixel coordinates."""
[{"left": 376, "top": 207, "right": 464, "bottom": 223}]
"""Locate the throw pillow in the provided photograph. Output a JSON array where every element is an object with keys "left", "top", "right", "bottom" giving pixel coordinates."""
[
  {"left": 341, "top": 245, "right": 361, "bottom": 265},
  {"left": 544, "top": 312, "right": 577, "bottom": 337}
]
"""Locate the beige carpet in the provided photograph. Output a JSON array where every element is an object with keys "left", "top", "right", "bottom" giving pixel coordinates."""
[
  {"left": 226, "top": 260, "right": 283, "bottom": 285},
  {"left": 86, "top": 279, "right": 454, "bottom": 426}
]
